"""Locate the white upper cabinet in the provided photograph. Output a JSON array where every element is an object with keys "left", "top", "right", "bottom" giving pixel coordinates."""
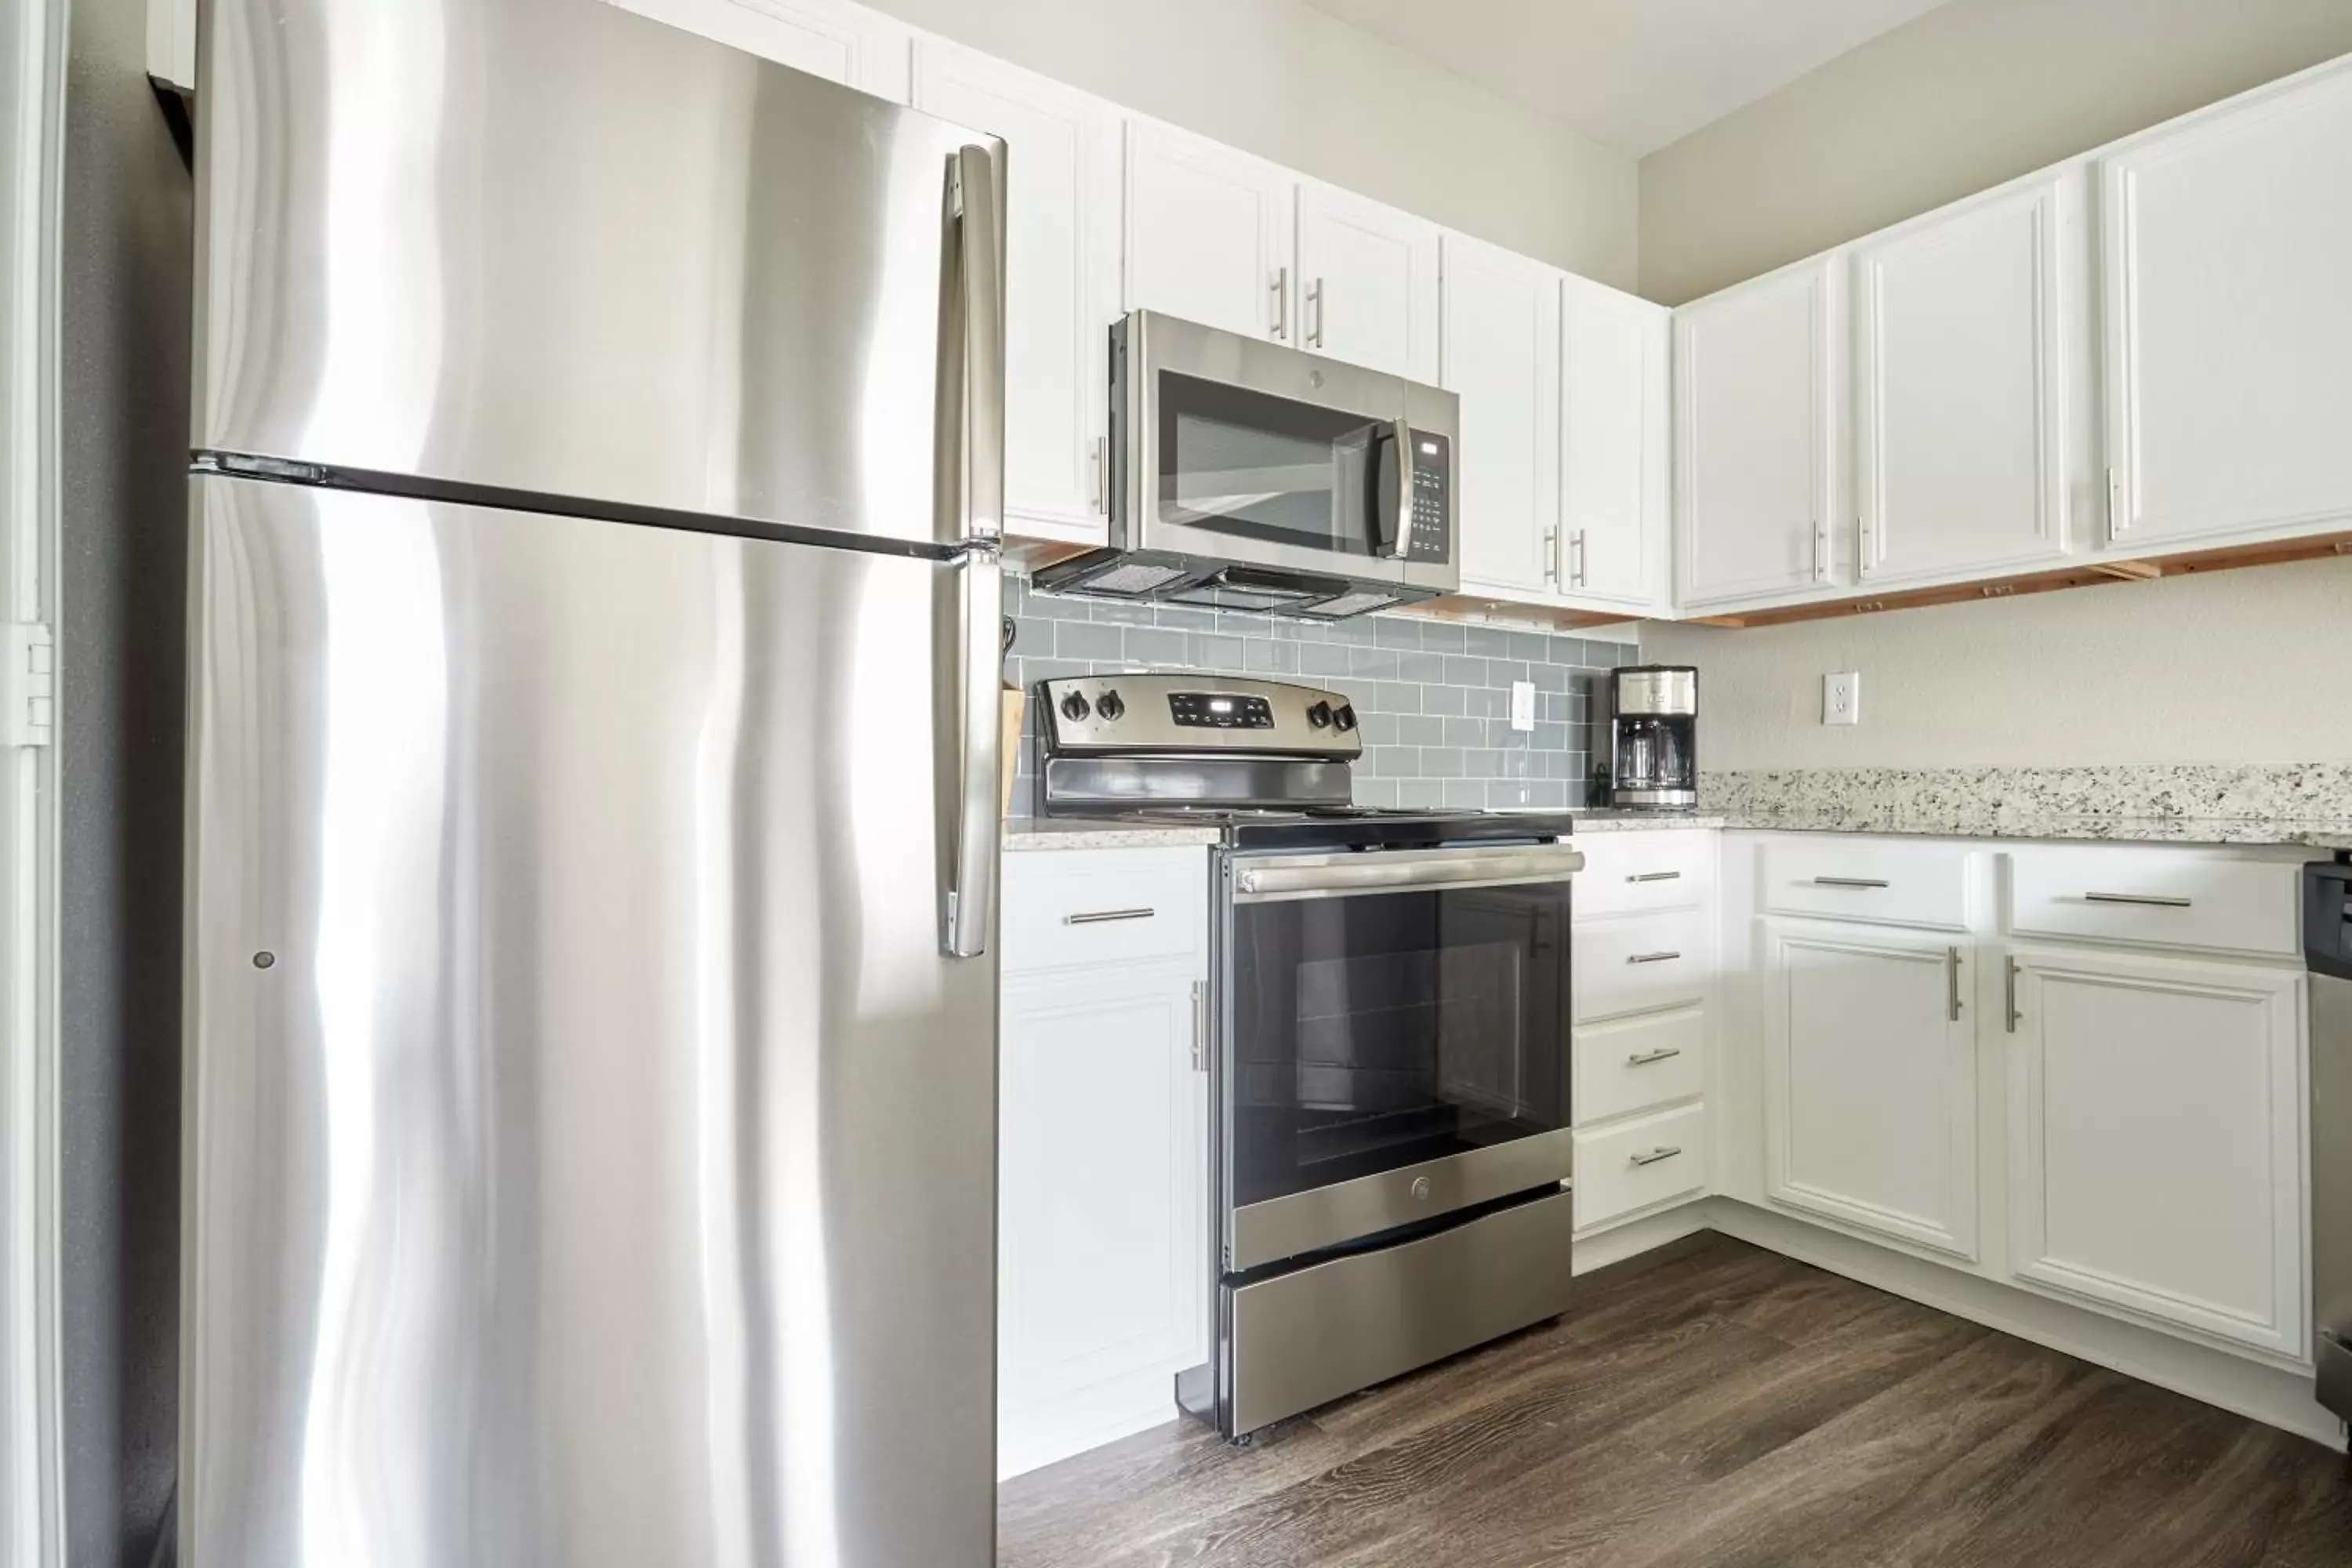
[
  {"left": 1853, "top": 171, "right": 2079, "bottom": 588},
  {"left": 1126, "top": 121, "right": 1296, "bottom": 343},
  {"left": 913, "top": 42, "right": 1120, "bottom": 542},
  {"left": 1763, "top": 922, "right": 1978, "bottom": 1261},
  {"left": 2006, "top": 945, "right": 2305, "bottom": 1358},
  {"left": 1442, "top": 235, "right": 1563, "bottom": 598},
  {"left": 2100, "top": 60, "right": 2352, "bottom": 552},
  {"left": 608, "top": 0, "right": 912, "bottom": 100},
  {"left": 1674, "top": 258, "right": 1844, "bottom": 609},
  {"left": 1294, "top": 183, "right": 1442, "bottom": 382},
  {"left": 1560, "top": 275, "right": 1671, "bottom": 612}
]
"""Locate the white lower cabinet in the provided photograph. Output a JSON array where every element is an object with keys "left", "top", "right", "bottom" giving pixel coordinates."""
[
  {"left": 1762, "top": 920, "right": 1978, "bottom": 1260},
  {"left": 2005, "top": 943, "right": 2307, "bottom": 1358},
  {"left": 998, "top": 849, "right": 1208, "bottom": 1479}
]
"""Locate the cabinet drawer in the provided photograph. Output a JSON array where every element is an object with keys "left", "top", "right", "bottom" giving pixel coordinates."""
[
  {"left": 1573, "top": 908, "right": 1711, "bottom": 1024},
  {"left": 1573, "top": 832, "right": 1715, "bottom": 917},
  {"left": 1760, "top": 840, "right": 1974, "bottom": 931},
  {"left": 2005, "top": 847, "right": 2299, "bottom": 959},
  {"left": 1001, "top": 849, "right": 1205, "bottom": 974},
  {"left": 1575, "top": 1102, "right": 1707, "bottom": 1230},
  {"left": 1574, "top": 1005, "right": 1705, "bottom": 1127}
]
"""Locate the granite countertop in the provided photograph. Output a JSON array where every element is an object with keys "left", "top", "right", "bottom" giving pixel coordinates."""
[{"left": 1001, "top": 818, "right": 1224, "bottom": 851}]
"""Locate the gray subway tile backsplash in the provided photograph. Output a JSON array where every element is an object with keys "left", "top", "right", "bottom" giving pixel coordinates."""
[{"left": 1000, "top": 573, "right": 1635, "bottom": 815}]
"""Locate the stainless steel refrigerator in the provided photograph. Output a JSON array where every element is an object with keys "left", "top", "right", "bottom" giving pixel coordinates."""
[{"left": 180, "top": 2, "right": 1005, "bottom": 1563}]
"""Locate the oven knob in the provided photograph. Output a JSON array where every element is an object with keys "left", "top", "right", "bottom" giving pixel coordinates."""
[
  {"left": 1306, "top": 701, "right": 1333, "bottom": 729},
  {"left": 1096, "top": 689, "right": 1125, "bottom": 721},
  {"left": 1331, "top": 704, "right": 1358, "bottom": 732},
  {"left": 1058, "top": 690, "right": 1091, "bottom": 722}
]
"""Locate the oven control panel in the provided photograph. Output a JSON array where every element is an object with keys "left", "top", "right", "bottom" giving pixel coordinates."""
[{"left": 1038, "top": 674, "right": 1361, "bottom": 757}]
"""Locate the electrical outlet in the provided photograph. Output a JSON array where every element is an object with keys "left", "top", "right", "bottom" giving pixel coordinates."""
[
  {"left": 1510, "top": 680, "right": 1536, "bottom": 732},
  {"left": 1824, "top": 671, "right": 1860, "bottom": 726}
]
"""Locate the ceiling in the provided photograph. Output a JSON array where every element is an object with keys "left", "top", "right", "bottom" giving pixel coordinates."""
[{"left": 1298, "top": 0, "right": 1955, "bottom": 159}]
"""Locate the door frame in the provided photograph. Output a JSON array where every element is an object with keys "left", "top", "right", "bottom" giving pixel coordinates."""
[{"left": 0, "top": 0, "right": 66, "bottom": 1564}]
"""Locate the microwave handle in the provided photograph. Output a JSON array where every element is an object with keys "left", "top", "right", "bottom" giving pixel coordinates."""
[{"left": 1374, "top": 419, "right": 1414, "bottom": 560}]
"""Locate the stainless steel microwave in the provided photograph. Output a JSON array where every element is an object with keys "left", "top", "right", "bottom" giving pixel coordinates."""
[{"left": 1031, "top": 311, "right": 1459, "bottom": 619}]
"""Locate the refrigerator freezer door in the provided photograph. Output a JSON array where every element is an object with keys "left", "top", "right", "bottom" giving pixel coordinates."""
[
  {"left": 194, "top": 0, "right": 1004, "bottom": 551},
  {"left": 181, "top": 475, "right": 999, "bottom": 1566}
]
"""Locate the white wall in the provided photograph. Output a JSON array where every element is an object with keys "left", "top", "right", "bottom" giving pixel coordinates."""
[
  {"left": 862, "top": 0, "right": 1639, "bottom": 290},
  {"left": 1636, "top": 0, "right": 2352, "bottom": 772}
]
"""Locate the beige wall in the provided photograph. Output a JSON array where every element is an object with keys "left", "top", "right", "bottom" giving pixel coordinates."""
[
  {"left": 865, "top": 0, "right": 1639, "bottom": 290},
  {"left": 1650, "top": 559, "right": 2352, "bottom": 771},
  {"left": 1636, "top": 0, "right": 2352, "bottom": 772},
  {"left": 1638, "top": 0, "right": 2352, "bottom": 307}
]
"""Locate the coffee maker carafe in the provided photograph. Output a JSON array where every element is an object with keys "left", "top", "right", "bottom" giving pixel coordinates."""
[{"left": 1605, "top": 666, "right": 1697, "bottom": 811}]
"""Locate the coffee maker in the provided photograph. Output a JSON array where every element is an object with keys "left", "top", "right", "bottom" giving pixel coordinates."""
[{"left": 1600, "top": 666, "right": 1697, "bottom": 811}]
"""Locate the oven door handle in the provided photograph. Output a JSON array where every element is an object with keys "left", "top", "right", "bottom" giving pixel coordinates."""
[{"left": 1233, "top": 844, "right": 1584, "bottom": 902}]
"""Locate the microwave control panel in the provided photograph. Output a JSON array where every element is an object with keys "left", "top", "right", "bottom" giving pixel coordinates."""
[{"left": 1404, "top": 433, "right": 1451, "bottom": 564}]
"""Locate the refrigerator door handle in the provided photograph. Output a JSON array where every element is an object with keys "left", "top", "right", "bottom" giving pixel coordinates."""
[
  {"left": 946, "top": 142, "right": 1006, "bottom": 546},
  {"left": 941, "top": 551, "right": 1003, "bottom": 959}
]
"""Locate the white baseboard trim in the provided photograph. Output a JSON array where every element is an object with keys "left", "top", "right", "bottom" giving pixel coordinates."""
[
  {"left": 1572, "top": 1202, "right": 1713, "bottom": 1273},
  {"left": 1000, "top": 1370, "right": 1184, "bottom": 1481},
  {"left": 1702, "top": 1199, "right": 2348, "bottom": 1452}
]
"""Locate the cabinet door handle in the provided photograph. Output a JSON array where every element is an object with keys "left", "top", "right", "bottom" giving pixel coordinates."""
[
  {"left": 1270, "top": 266, "right": 1289, "bottom": 340},
  {"left": 2083, "top": 892, "right": 2191, "bottom": 909},
  {"left": 1307, "top": 276, "right": 1326, "bottom": 347},
  {"left": 2005, "top": 956, "right": 2022, "bottom": 1035},
  {"left": 1571, "top": 529, "right": 1588, "bottom": 588},
  {"left": 1629, "top": 1145, "right": 1683, "bottom": 1168},
  {"left": 1627, "top": 870, "right": 1682, "bottom": 884},
  {"left": 1811, "top": 877, "right": 1889, "bottom": 890},
  {"left": 1543, "top": 526, "right": 1560, "bottom": 583},
  {"left": 1090, "top": 436, "right": 1106, "bottom": 513},
  {"left": 1812, "top": 523, "right": 1827, "bottom": 582},
  {"left": 1190, "top": 979, "right": 1208, "bottom": 1073},
  {"left": 1065, "top": 907, "right": 1156, "bottom": 925},
  {"left": 1626, "top": 950, "right": 1682, "bottom": 966},
  {"left": 1946, "top": 946, "right": 1963, "bottom": 1023},
  {"left": 1627, "top": 1047, "right": 1683, "bottom": 1067}
]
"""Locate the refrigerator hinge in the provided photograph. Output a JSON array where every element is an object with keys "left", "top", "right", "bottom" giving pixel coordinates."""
[{"left": 0, "top": 623, "right": 54, "bottom": 748}]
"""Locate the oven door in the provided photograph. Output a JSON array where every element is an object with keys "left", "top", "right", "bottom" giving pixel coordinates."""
[
  {"left": 1122, "top": 312, "right": 1457, "bottom": 598},
  {"left": 1220, "top": 844, "right": 1581, "bottom": 1271}
]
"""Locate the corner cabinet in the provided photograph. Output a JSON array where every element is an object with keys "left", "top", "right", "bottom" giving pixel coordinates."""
[
  {"left": 913, "top": 42, "right": 1121, "bottom": 544},
  {"left": 2100, "top": 60, "right": 2352, "bottom": 554},
  {"left": 1853, "top": 170, "right": 2081, "bottom": 589},
  {"left": 997, "top": 848, "right": 1210, "bottom": 1480},
  {"left": 1673, "top": 258, "right": 1844, "bottom": 610},
  {"left": 2005, "top": 945, "right": 2307, "bottom": 1359},
  {"left": 1762, "top": 920, "right": 1978, "bottom": 1260}
]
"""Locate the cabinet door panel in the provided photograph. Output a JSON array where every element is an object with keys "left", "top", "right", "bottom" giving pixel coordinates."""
[
  {"left": 610, "top": 0, "right": 911, "bottom": 99},
  {"left": 915, "top": 43, "right": 1119, "bottom": 539},
  {"left": 1765, "top": 924, "right": 1976, "bottom": 1258},
  {"left": 1443, "top": 235, "right": 1562, "bottom": 598},
  {"left": 1857, "top": 173, "right": 2074, "bottom": 586},
  {"left": 2007, "top": 948, "right": 2304, "bottom": 1356},
  {"left": 2103, "top": 65, "right": 2352, "bottom": 550},
  {"left": 1675, "top": 261, "right": 1840, "bottom": 607},
  {"left": 999, "top": 971, "right": 1205, "bottom": 1476},
  {"left": 1562, "top": 275, "right": 1670, "bottom": 611},
  {"left": 1296, "top": 183, "right": 1439, "bottom": 381},
  {"left": 1126, "top": 121, "right": 1294, "bottom": 343}
]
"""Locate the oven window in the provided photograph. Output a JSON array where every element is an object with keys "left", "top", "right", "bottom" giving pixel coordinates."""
[
  {"left": 1158, "top": 371, "right": 1385, "bottom": 557},
  {"left": 1228, "top": 880, "right": 1570, "bottom": 1208}
]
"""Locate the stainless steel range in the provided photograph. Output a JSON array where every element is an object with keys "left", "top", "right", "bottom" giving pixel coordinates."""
[{"left": 1038, "top": 673, "right": 1584, "bottom": 1443}]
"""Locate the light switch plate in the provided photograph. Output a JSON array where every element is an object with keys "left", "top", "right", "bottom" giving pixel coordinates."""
[
  {"left": 1824, "top": 671, "right": 1860, "bottom": 726},
  {"left": 1510, "top": 680, "right": 1536, "bottom": 732}
]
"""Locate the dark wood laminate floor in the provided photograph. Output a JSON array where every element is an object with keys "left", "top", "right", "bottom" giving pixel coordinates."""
[{"left": 998, "top": 1232, "right": 2352, "bottom": 1568}]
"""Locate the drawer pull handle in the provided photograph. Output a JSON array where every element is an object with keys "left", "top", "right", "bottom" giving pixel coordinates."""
[
  {"left": 1629, "top": 1145, "right": 1683, "bottom": 1168},
  {"left": 2082, "top": 892, "right": 2191, "bottom": 909},
  {"left": 1065, "top": 907, "right": 1156, "bottom": 926},
  {"left": 1627, "top": 871, "right": 1682, "bottom": 884},
  {"left": 1812, "top": 877, "right": 1890, "bottom": 890},
  {"left": 1627, "top": 950, "right": 1682, "bottom": 965},
  {"left": 1627, "top": 1047, "right": 1683, "bottom": 1067}
]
